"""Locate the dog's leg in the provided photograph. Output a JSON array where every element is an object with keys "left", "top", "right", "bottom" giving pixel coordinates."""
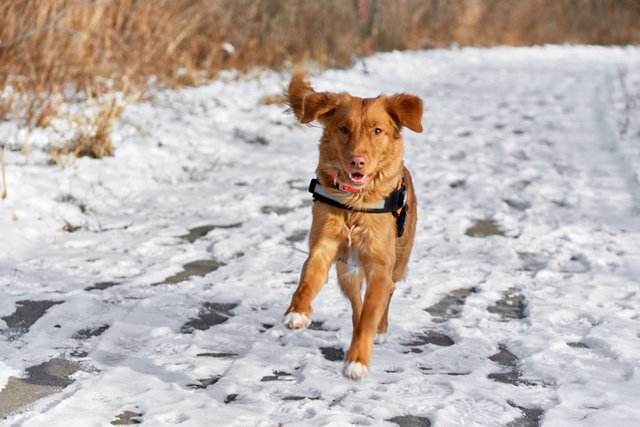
[
  {"left": 337, "top": 261, "right": 364, "bottom": 332},
  {"left": 374, "top": 287, "right": 395, "bottom": 344},
  {"left": 344, "top": 265, "right": 394, "bottom": 380},
  {"left": 284, "top": 237, "right": 339, "bottom": 329}
]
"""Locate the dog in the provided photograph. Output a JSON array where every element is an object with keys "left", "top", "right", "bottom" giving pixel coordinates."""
[{"left": 283, "top": 70, "right": 423, "bottom": 380}]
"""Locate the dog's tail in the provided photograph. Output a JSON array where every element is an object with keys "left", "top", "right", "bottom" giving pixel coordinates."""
[{"left": 285, "top": 66, "right": 314, "bottom": 122}]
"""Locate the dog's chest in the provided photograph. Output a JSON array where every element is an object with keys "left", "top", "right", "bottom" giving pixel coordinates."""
[
  {"left": 334, "top": 213, "right": 394, "bottom": 271},
  {"left": 336, "top": 224, "right": 362, "bottom": 270}
]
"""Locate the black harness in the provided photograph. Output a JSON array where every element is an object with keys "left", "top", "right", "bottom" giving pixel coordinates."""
[{"left": 308, "top": 178, "right": 408, "bottom": 237}]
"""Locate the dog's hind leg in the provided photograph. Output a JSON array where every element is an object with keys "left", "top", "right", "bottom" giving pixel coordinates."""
[
  {"left": 337, "top": 260, "right": 364, "bottom": 332},
  {"left": 374, "top": 287, "right": 395, "bottom": 344},
  {"left": 344, "top": 267, "right": 394, "bottom": 380}
]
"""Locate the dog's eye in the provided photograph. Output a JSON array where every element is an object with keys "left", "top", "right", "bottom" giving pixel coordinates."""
[
  {"left": 373, "top": 128, "right": 383, "bottom": 135},
  {"left": 339, "top": 126, "right": 350, "bottom": 135}
]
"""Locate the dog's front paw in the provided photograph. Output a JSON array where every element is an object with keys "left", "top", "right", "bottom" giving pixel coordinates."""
[
  {"left": 343, "top": 361, "right": 369, "bottom": 380},
  {"left": 283, "top": 312, "right": 311, "bottom": 329}
]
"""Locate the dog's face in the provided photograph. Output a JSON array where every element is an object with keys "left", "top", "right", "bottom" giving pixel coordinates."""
[{"left": 299, "top": 91, "right": 423, "bottom": 190}]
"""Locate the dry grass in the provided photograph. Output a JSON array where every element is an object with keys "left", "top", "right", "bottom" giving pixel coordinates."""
[
  {"left": 49, "top": 89, "right": 141, "bottom": 164},
  {"left": 2, "top": 0, "right": 638, "bottom": 93},
  {"left": 0, "top": 0, "right": 638, "bottom": 160}
]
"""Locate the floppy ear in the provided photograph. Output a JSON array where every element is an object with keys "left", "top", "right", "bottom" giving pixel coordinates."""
[
  {"left": 286, "top": 68, "right": 314, "bottom": 121},
  {"left": 385, "top": 93, "right": 423, "bottom": 133},
  {"left": 301, "top": 91, "right": 339, "bottom": 124}
]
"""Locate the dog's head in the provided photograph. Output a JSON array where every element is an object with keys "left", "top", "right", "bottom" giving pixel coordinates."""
[{"left": 287, "top": 71, "right": 423, "bottom": 193}]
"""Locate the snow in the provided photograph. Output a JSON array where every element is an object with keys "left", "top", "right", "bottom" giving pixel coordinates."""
[{"left": 1, "top": 45, "right": 640, "bottom": 426}]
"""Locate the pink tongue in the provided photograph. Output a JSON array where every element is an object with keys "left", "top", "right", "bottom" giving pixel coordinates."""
[{"left": 352, "top": 173, "right": 363, "bottom": 179}]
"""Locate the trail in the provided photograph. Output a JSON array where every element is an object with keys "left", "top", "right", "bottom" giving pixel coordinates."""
[{"left": 1, "top": 46, "right": 639, "bottom": 426}]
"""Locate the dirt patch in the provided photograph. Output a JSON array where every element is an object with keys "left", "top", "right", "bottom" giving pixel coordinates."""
[
  {"left": 156, "top": 259, "right": 225, "bottom": 285},
  {"left": 465, "top": 220, "right": 505, "bottom": 237},
  {"left": 180, "top": 302, "right": 238, "bottom": 333},
  {"left": 388, "top": 415, "right": 431, "bottom": 427},
  {"left": 320, "top": 346, "right": 345, "bottom": 362},
  {"left": 260, "top": 371, "right": 294, "bottom": 382},
  {"left": 0, "top": 357, "right": 82, "bottom": 419},
  {"left": 72, "top": 324, "right": 110, "bottom": 340},
  {"left": 196, "top": 352, "right": 238, "bottom": 358},
  {"left": 261, "top": 205, "right": 296, "bottom": 215},
  {"left": 404, "top": 330, "right": 454, "bottom": 348},
  {"left": 180, "top": 223, "right": 241, "bottom": 243},
  {"left": 110, "top": 410, "right": 143, "bottom": 425},
  {"left": 286, "top": 229, "right": 308, "bottom": 243},
  {"left": 1, "top": 300, "right": 64, "bottom": 341},
  {"left": 425, "top": 287, "right": 477, "bottom": 323},
  {"left": 187, "top": 376, "right": 221, "bottom": 389},
  {"left": 507, "top": 401, "right": 544, "bottom": 427},
  {"left": 85, "top": 281, "right": 121, "bottom": 291},
  {"left": 488, "top": 290, "right": 526, "bottom": 320}
]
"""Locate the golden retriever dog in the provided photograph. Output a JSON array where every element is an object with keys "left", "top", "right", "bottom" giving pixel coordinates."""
[{"left": 283, "top": 70, "right": 423, "bottom": 380}]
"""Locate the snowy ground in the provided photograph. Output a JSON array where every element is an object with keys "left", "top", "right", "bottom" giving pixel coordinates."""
[{"left": 1, "top": 46, "right": 639, "bottom": 426}]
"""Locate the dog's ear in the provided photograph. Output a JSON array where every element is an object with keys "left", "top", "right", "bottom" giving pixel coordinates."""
[
  {"left": 300, "top": 91, "right": 339, "bottom": 124},
  {"left": 286, "top": 68, "right": 314, "bottom": 122},
  {"left": 385, "top": 93, "right": 423, "bottom": 133}
]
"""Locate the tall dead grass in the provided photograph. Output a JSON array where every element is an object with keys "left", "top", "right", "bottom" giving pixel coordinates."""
[
  {"left": 0, "top": 0, "right": 638, "bottom": 160},
  {"left": 2, "top": 0, "right": 638, "bottom": 95}
]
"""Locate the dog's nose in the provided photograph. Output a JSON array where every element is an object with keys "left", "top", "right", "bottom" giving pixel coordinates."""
[{"left": 349, "top": 155, "right": 366, "bottom": 170}]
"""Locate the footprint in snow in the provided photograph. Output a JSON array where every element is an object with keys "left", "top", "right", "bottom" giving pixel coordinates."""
[
  {"left": 425, "top": 287, "right": 478, "bottom": 323},
  {"left": 557, "top": 254, "right": 591, "bottom": 274},
  {"left": 517, "top": 252, "right": 548, "bottom": 274},
  {"left": 261, "top": 205, "right": 296, "bottom": 215},
  {"left": 180, "top": 302, "right": 238, "bottom": 333},
  {"left": 504, "top": 198, "right": 531, "bottom": 211},
  {"left": 260, "top": 371, "right": 294, "bottom": 382},
  {"left": 85, "top": 281, "right": 121, "bottom": 291},
  {"left": 70, "top": 324, "right": 110, "bottom": 358},
  {"left": 507, "top": 401, "right": 544, "bottom": 427},
  {"left": 320, "top": 346, "right": 345, "bottom": 362},
  {"left": 187, "top": 376, "right": 221, "bottom": 389},
  {"left": 488, "top": 344, "right": 521, "bottom": 386},
  {"left": 179, "top": 223, "right": 242, "bottom": 243},
  {"left": 488, "top": 289, "right": 527, "bottom": 321},
  {"left": 72, "top": 324, "right": 110, "bottom": 340},
  {"left": 488, "top": 344, "right": 548, "bottom": 387},
  {"left": 155, "top": 259, "right": 225, "bottom": 285},
  {"left": 308, "top": 320, "right": 339, "bottom": 331},
  {"left": 286, "top": 229, "right": 308, "bottom": 243},
  {"left": 403, "top": 330, "right": 454, "bottom": 353}
]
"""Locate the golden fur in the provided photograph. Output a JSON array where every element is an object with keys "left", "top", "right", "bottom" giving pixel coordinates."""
[{"left": 284, "top": 70, "right": 423, "bottom": 379}]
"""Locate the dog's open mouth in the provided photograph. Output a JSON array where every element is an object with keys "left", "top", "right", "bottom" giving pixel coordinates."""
[{"left": 347, "top": 172, "right": 369, "bottom": 187}]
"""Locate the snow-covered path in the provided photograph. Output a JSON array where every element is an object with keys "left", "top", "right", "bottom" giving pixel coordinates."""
[{"left": 1, "top": 46, "right": 639, "bottom": 426}]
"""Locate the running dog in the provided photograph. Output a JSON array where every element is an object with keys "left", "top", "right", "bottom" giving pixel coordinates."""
[{"left": 284, "top": 70, "right": 423, "bottom": 380}]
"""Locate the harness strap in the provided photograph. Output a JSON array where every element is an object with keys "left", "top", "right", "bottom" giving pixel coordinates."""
[{"left": 308, "top": 177, "right": 409, "bottom": 237}]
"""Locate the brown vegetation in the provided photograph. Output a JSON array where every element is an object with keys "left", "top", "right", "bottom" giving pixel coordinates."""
[
  {"left": 2, "top": 0, "right": 638, "bottom": 94},
  {"left": 48, "top": 89, "right": 140, "bottom": 164},
  {"left": 0, "top": 0, "right": 638, "bottom": 159}
]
